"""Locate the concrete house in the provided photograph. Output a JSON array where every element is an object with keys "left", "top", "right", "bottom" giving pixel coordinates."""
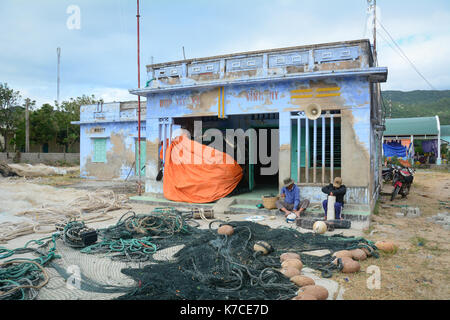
[
  {"left": 73, "top": 101, "right": 147, "bottom": 179},
  {"left": 127, "top": 39, "right": 388, "bottom": 216},
  {"left": 383, "top": 116, "right": 443, "bottom": 164}
]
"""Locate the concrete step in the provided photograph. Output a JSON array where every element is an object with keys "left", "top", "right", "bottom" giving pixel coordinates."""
[
  {"left": 227, "top": 204, "right": 370, "bottom": 221},
  {"left": 130, "top": 195, "right": 370, "bottom": 221},
  {"left": 130, "top": 195, "right": 214, "bottom": 208},
  {"left": 212, "top": 197, "right": 236, "bottom": 214}
]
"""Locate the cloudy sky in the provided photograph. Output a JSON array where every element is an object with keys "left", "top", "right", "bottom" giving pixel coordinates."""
[{"left": 0, "top": 0, "right": 449, "bottom": 106}]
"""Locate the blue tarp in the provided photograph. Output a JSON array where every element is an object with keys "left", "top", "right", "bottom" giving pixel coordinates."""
[
  {"left": 383, "top": 141, "right": 408, "bottom": 158},
  {"left": 422, "top": 140, "right": 438, "bottom": 154}
]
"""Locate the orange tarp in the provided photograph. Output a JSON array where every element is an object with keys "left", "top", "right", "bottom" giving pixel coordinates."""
[{"left": 162, "top": 135, "right": 243, "bottom": 203}]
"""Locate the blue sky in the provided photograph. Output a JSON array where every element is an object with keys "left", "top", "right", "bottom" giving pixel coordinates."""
[{"left": 0, "top": 0, "right": 449, "bottom": 106}]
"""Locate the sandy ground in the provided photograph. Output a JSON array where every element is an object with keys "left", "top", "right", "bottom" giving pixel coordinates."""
[
  {"left": 1, "top": 168, "right": 449, "bottom": 300},
  {"left": 332, "top": 169, "right": 450, "bottom": 300}
]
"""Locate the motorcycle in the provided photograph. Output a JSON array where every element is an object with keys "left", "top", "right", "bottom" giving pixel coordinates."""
[
  {"left": 390, "top": 165, "right": 415, "bottom": 201},
  {"left": 382, "top": 165, "right": 395, "bottom": 183}
]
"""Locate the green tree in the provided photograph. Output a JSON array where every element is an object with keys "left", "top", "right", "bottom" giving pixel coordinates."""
[
  {"left": 0, "top": 83, "right": 22, "bottom": 152},
  {"left": 30, "top": 104, "right": 58, "bottom": 149},
  {"left": 55, "top": 95, "right": 100, "bottom": 152},
  {"left": 11, "top": 98, "right": 36, "bottom": 152}
]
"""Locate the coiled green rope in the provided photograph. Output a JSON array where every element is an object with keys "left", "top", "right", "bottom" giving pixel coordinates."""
[{"left": 0, "top": 233, "right": 61, "bottom": 300}]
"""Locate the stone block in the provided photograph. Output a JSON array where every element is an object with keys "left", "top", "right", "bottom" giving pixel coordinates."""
[{"left": 406, "top": 207, "right": 421, "bottom": 218}]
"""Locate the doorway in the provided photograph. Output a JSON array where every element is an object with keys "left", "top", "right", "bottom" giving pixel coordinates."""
[{"left": 135, "top": 139, "right": 146, "bottom": 177}]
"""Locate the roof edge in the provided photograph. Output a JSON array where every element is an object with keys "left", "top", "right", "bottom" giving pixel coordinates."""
[{"left": 147, "top": 39, "right": 372, "bottom": 69}]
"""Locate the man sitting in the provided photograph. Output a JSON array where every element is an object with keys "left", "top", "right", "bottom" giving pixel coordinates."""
[
  {"left": 322, "top": 177, "right": 346, "bottom": 220},
  {"left": 276, "top": 178, "right": 310, "bottom": 218}
]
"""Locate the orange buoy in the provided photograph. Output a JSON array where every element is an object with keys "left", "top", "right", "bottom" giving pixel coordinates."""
[
  {"left": 350, "top": 249, "right": 367, "bottom": 261},
  {"left": 332, "top": 250, "right": 353, "bottom": 259},
  {"left": 342, "top": 258, "right": 361, "bottom": 273},
  {"left": 298, "top": 285, "right": 329, "bottom": 300},
  {"left": 217, "top": 225, "right": 234, "bottom": 236},
  {"left": 281, "top": 267, "right": 301, "bottom": 278},
  {"left": 281, "top": 258, "right": 303, "bottom": 271},
  {"left": 375, "top": 240, "right": 398, "bottom": 253},
  {"left": 290, "top": 275, "right": 315, "bottom": 287},
  {"left": 280, "top": 252, "right": 300, "bottom": 263}
]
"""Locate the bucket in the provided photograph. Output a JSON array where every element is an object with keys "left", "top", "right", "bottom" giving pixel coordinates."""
[
  {"left": 286, "top": 213, "right": 296, "bottom": 223},
  {"left": 262, "top": 195, "right": 278, "bottom": 210}
]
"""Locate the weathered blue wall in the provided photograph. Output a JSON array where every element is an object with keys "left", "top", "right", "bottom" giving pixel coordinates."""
[
  {"left": 145, "top": 76, "right": 370, "bottom": 119},
  {"left": 143, "top": 76, "right": 372, "bottom": 204},
  {"left": 78, "top": 103, "right": 146, "bottom": 180}
]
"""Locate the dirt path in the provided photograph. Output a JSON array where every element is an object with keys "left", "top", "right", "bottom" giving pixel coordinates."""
[{"left": 333, "top": 169, "right": 450, "bottom": 300}]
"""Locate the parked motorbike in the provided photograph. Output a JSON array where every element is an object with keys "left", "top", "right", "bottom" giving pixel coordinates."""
[
  {"left": 390, "top": 166, "right": 415, "bottom": 201},
  {"left": 382, "top": 165, "right": 395, "bottom": 183}
]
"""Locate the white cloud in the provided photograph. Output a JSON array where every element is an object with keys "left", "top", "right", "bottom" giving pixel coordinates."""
[
  {"left": 1, "top": 0, "right": 449, "bottom": 107},
  {"left": 91, "top": 87, "right": 137, "bottom": 103}
]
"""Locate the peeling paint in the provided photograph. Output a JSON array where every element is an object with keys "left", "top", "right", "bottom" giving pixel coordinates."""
[{"left": 341, "top": 109, "right": 370, "bottom": 187}]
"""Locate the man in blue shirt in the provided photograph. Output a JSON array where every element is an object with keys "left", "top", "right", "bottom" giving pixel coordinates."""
[{"left": 276, "top": 178, "right": 310, "bottom": 218}]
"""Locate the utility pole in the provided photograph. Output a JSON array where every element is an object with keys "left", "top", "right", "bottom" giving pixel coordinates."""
[
  {"left": 25, "top": 98, "right": 30, "bottom": 153},
  {"left": 136, "top": 0, "right": 142, "bottom": 195},
  {"left": 57, "top": 47, "right": 61, "bottom": 105}
]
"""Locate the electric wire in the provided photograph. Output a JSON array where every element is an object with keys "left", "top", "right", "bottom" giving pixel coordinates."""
[{"left": 377, "top": 18, "right": 436, "bottom": 90}]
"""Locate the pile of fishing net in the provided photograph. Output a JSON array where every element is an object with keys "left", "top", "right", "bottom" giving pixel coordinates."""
[
  {"left": 0, "top": 233, "right": 132, "bottom": 300},
  {"left": 0, "top": 190, "right": 131, "bottom": 243},
  {"left": 113, "top": 213, "right": 377, "bottom": 300},
  {"left": 0, "top": 222, "right": 35, "bottom": 244},
  {"left": 80, "top": 208, "right": 198, "bottom": 262},
  {"left": 1, "top": 207, "right": 379, "bottom": 300},
  {"left": 0, "top": 208, "right": 198, "bottom": 300},
  {"left": 6, "top": 163, "right": 79, "bottom": 177},
  {"left": 0, "top": 235, "right": 59, "bottom": 300}
]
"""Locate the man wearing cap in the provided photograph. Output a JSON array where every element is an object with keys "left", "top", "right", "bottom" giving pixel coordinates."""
[
  {"left": 276, "top": 178, "right": 310, "bottom": 218},
  {"left": 322, "top": 177, "right": 347, "bottom": 220}
]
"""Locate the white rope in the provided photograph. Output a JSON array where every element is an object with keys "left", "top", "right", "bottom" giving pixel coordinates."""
[{"left": 1, "top": 190, "right": 131, "bottom": 243}]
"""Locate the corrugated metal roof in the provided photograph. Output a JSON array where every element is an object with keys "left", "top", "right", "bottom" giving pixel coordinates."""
[
  {"left": 441, "top": 125, "right": 450, "bottom": 143},
  {"left": 441, "top": 125, "right": 450, "bottom": 136},
  {"left": 383, "top": 117, "right": 439, "bottom": 136}
]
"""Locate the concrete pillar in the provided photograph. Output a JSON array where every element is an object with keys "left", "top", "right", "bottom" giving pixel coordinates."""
[
  {"left": 262, "top": 54, "right": 268, "bottom": 77},
  {"left": 145, "top": 118, "right": 163, "bottom": 193},
  {"left": 279, "top": 112, "right": 291, "bottom": 189},
  {"left": 436, "top": 115, "right": 441, "bottom": 165}
]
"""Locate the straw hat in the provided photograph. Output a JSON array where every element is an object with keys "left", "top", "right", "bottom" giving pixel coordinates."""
[
  {"left": 283, "top": 178, "right": 295, "bottom": 188},
  {"left": 333, "top": 177, "right": 342, "bottom": 188}
]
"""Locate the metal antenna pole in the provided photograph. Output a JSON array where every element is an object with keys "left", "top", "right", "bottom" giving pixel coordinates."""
[
  {"left": 373, "top": 0, "right": 377, "bottom": 66},
  {"left": 57, "top": 47, "right": 61, "bottom": 104},
  {"left": 137, "top": 0, "right": 142, "bottom": 195}
]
